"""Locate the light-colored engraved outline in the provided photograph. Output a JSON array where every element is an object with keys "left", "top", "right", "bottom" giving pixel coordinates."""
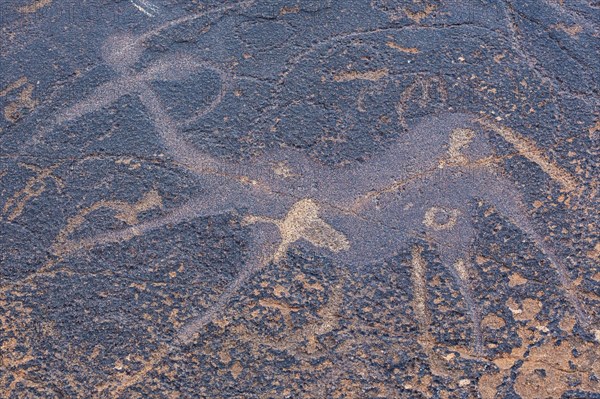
[{"left": 2, "top": 4, "right": 595, "bottom": 396}]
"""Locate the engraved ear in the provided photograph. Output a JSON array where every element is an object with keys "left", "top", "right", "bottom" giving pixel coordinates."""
[{"left": 441, "top": 128, "right": 476, "bottom": 166}]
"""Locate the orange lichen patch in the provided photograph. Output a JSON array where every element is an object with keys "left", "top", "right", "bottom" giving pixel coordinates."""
[
  {"left": 481, "top": 314, "right": 506, "bottom": 330},
  {"left": 508, "top": 273, "right": 527, "bottom": 287},
  {"left": 0, "top": 77, "right": 38, "bottom": 122},
  {"left": 386, "top": 41, "right": 420, "bottom": 54},
  {"left": 17, "top": 0, "right": 52, "bottom": 13},
  {"left": 53, "top": 189, "right": 162, "bottom": 255},
  {"left": 2, "top": 163, "right": 63, "bottom": 221},
  {"left": 333, "top": 68, "right": 389, "bottom": 82},
  {"left": 514, "top": 338, "right": 599, "bottom": 398}
]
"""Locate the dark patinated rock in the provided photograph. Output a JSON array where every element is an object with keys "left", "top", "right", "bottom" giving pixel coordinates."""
[{"left": 1, "top": 1, "right": 598, "bottom": 398}]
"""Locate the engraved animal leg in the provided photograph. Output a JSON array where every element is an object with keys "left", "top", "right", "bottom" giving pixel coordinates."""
[
  {"left": 425, "top": 208, "right": 484, "bottom": 355},
  {"left": 137, "top": 85, "right": 222, "bottom": 175},
  {"left": 478, "top": 171, "right": 591, "bottom": 329},
  {"left": 176, "top": 221, "right": 281, "bottom": 345}
]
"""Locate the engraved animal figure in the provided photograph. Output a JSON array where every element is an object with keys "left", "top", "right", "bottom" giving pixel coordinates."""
[{"left": 26, "top": 19, "right": 591, "bottom": 357}]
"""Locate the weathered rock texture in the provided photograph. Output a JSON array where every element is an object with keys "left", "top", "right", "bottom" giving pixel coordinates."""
[{"left": 1, "top": 1, "right": 598, "bottom": 398}]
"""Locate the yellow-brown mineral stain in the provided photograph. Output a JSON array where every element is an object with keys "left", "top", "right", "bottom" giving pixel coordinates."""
[
  {"left": 2, "top": 163, "right": 62, "bottom": 221},
  {"left": 404, "top": 4, "right": 436, "bottom": 23},
  {"left": 552, "top": 23, "right": 583, "bottom": 36},
  {"left": 333, "top": 68, "right": 389, "bottom": 82},
  {"left": 508, "top": 273, "right": 527, "bottom": 287},
  {"left": 481, "top": 314, "right": 506, "bottom": 329},
  {"left": 17, "top": 0, "right": 52, "bottom": 13},
  {"left": 423, "top": 207, "right": 460, "bottom": 231},
  {"left": 514, "top": 338, "right": 599, "bottom": 398},
  {"left": 506, "top": 297, "right": 542, "bottom": 322},
  {"left": 478, "top": 118, "right": 579, "bottom": 193},
  {"left": 53, "top": 189, "right": 163, "bottom": 255},
  {"left": 0, "top": 299, "right": 37, "bottom": 396},
  {"left": 477, "top": 293, "right": 599, "bottom": 399},
  {"left": 410, "top": 246, "right": 455, "bottom": 384},
  {"left": 0, "top": 77, "right": 38, "bottom": 123},
  {"left": 445, "top": 128, "right": 475, "bottom": 166},
  {"left": 386, "top": 41, "right": 420, "bottom": 54}
]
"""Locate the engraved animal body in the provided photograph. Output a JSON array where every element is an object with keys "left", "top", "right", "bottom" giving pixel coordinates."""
[{"left": 27, "top": 13, "right": 590, "bottom": 356}]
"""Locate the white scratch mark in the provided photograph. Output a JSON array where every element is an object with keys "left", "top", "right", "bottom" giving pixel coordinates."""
[{"left": 130, "top": 0, "right": 159, "bottom": 17}]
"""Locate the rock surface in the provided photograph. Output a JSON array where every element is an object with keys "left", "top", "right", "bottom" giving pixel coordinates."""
[{"left": 1, "top": 1, "right": 599, "bottom": 398}]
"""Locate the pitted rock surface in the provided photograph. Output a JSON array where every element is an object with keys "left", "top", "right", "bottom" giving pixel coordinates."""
[{"left": 1, "top": 1, "right": 599, "bottom": 398}]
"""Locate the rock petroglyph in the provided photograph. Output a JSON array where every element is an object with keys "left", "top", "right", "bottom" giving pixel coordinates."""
[{"left": 1, "top": 1, "right": 597, "bottom": 397}]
